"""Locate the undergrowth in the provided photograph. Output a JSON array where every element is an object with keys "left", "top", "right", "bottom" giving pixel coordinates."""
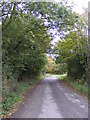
[
  {"left": 55, "top": 73, "right": 88, "bottom": 98},
  {"left": 64, "top": 77, "right": 88, "bottom": 98},
  {"left": 2, "top": 82, "right": 31, "bottom": 116},
  {"left": 1, "top": 74, "right": 43, "bottom": 117}
]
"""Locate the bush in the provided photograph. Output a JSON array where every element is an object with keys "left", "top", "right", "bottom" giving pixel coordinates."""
[
  {"left": 55, "top": 63, "right": 67, "bottom": 74},
  {"left": 67, "top": 55, "right": 85, "bottom": 79}
]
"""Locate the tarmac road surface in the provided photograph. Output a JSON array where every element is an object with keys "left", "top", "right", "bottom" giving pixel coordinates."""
[{"left": 11, "top": 75, "right": 88, "bottom": 118}]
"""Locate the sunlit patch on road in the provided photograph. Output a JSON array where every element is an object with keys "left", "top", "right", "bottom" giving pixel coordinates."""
[{"left": 38, "top": 85, "right": 63, "bottom": 118}]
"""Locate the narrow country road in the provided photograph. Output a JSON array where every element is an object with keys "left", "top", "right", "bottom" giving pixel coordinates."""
[{"left": 11, "top": 76, "right": 88, "bottom": 118}]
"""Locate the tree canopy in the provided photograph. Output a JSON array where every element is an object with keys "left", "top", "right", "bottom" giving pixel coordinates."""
[{"left": 1, "top": 1, "right": 88, "bottom": 98}]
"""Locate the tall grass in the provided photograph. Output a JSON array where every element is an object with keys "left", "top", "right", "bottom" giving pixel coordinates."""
[
  {"left": 2, "top": 74, "right": 44, "bottom": 117},
  {"left": 56, "top": 73, "right": 88, "bottom": 98},
  {"left": 64, "top": 77, "right": 88, "bottom": 98},
  {"left": 2, "top": 82, "right": 31, "bottom": 116}
]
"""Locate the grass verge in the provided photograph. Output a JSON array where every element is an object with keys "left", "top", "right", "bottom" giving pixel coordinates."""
[
  {"left": 64, "top": 77, "right": 88, "bottom": 98},
  {"left": 55, "top": 74, "right": 88, "bottom": 98},
  {"left": 2, "top": 82, "right": 31, "bottom": 117},
  {"left": 1, "top": 75, "right": 44, "bottom": 118},
  {"left": 54, "top": 73, "right": 67, "bottom": 80}
]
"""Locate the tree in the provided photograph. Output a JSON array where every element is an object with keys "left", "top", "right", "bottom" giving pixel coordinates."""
[
  {"left": 45, "top": 56, "right": 56, "bottom": 73},
  {"left": 1, "top": 1, "right": 85, "bottom": 97},
  {"left": 54, "top": 31, "right": 88, "bottom": 80},
  {"left": 2, "top": 5, "right": 51, "bottom": 97}
]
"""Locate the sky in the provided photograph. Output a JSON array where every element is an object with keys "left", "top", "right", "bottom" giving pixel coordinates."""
[
  {"left": 72, "top": 0, "right": 89, "bottom": 14},
  {"left": 50, "top": 0, "right": 89, "bottom": 45},
  {"left": 55, "top": 0, "right": 89, "bottom": 14},
  {"left": 1, "top": 0, "right": 89, "bottom": 14}
]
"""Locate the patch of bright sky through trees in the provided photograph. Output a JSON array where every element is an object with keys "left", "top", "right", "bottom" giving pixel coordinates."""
[
  {"left": 0, "top": 0, "right": 89, "bottom": 59},
  {"left": 1, "top": 0, "right": 89, "bottom": 45},
  {"left": 51, "top": 0, "right": 89, "bottom": 45},
  {"left": 47, "top": 0, "right": 89, "bottom": 58}
]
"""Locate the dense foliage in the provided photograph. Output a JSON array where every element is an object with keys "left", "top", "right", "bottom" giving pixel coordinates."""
[
  {"left": 2, "top": 3, "right": 51, "bottom": 99},
  {"left": 45, "top": 56, "right": 67, "bottom": 74},
  {"left": 1, "top": 1, "right": 88, "bottom": 101},
  {"left": 54, "top": 31, "right": 88, "bottom": 81}
]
